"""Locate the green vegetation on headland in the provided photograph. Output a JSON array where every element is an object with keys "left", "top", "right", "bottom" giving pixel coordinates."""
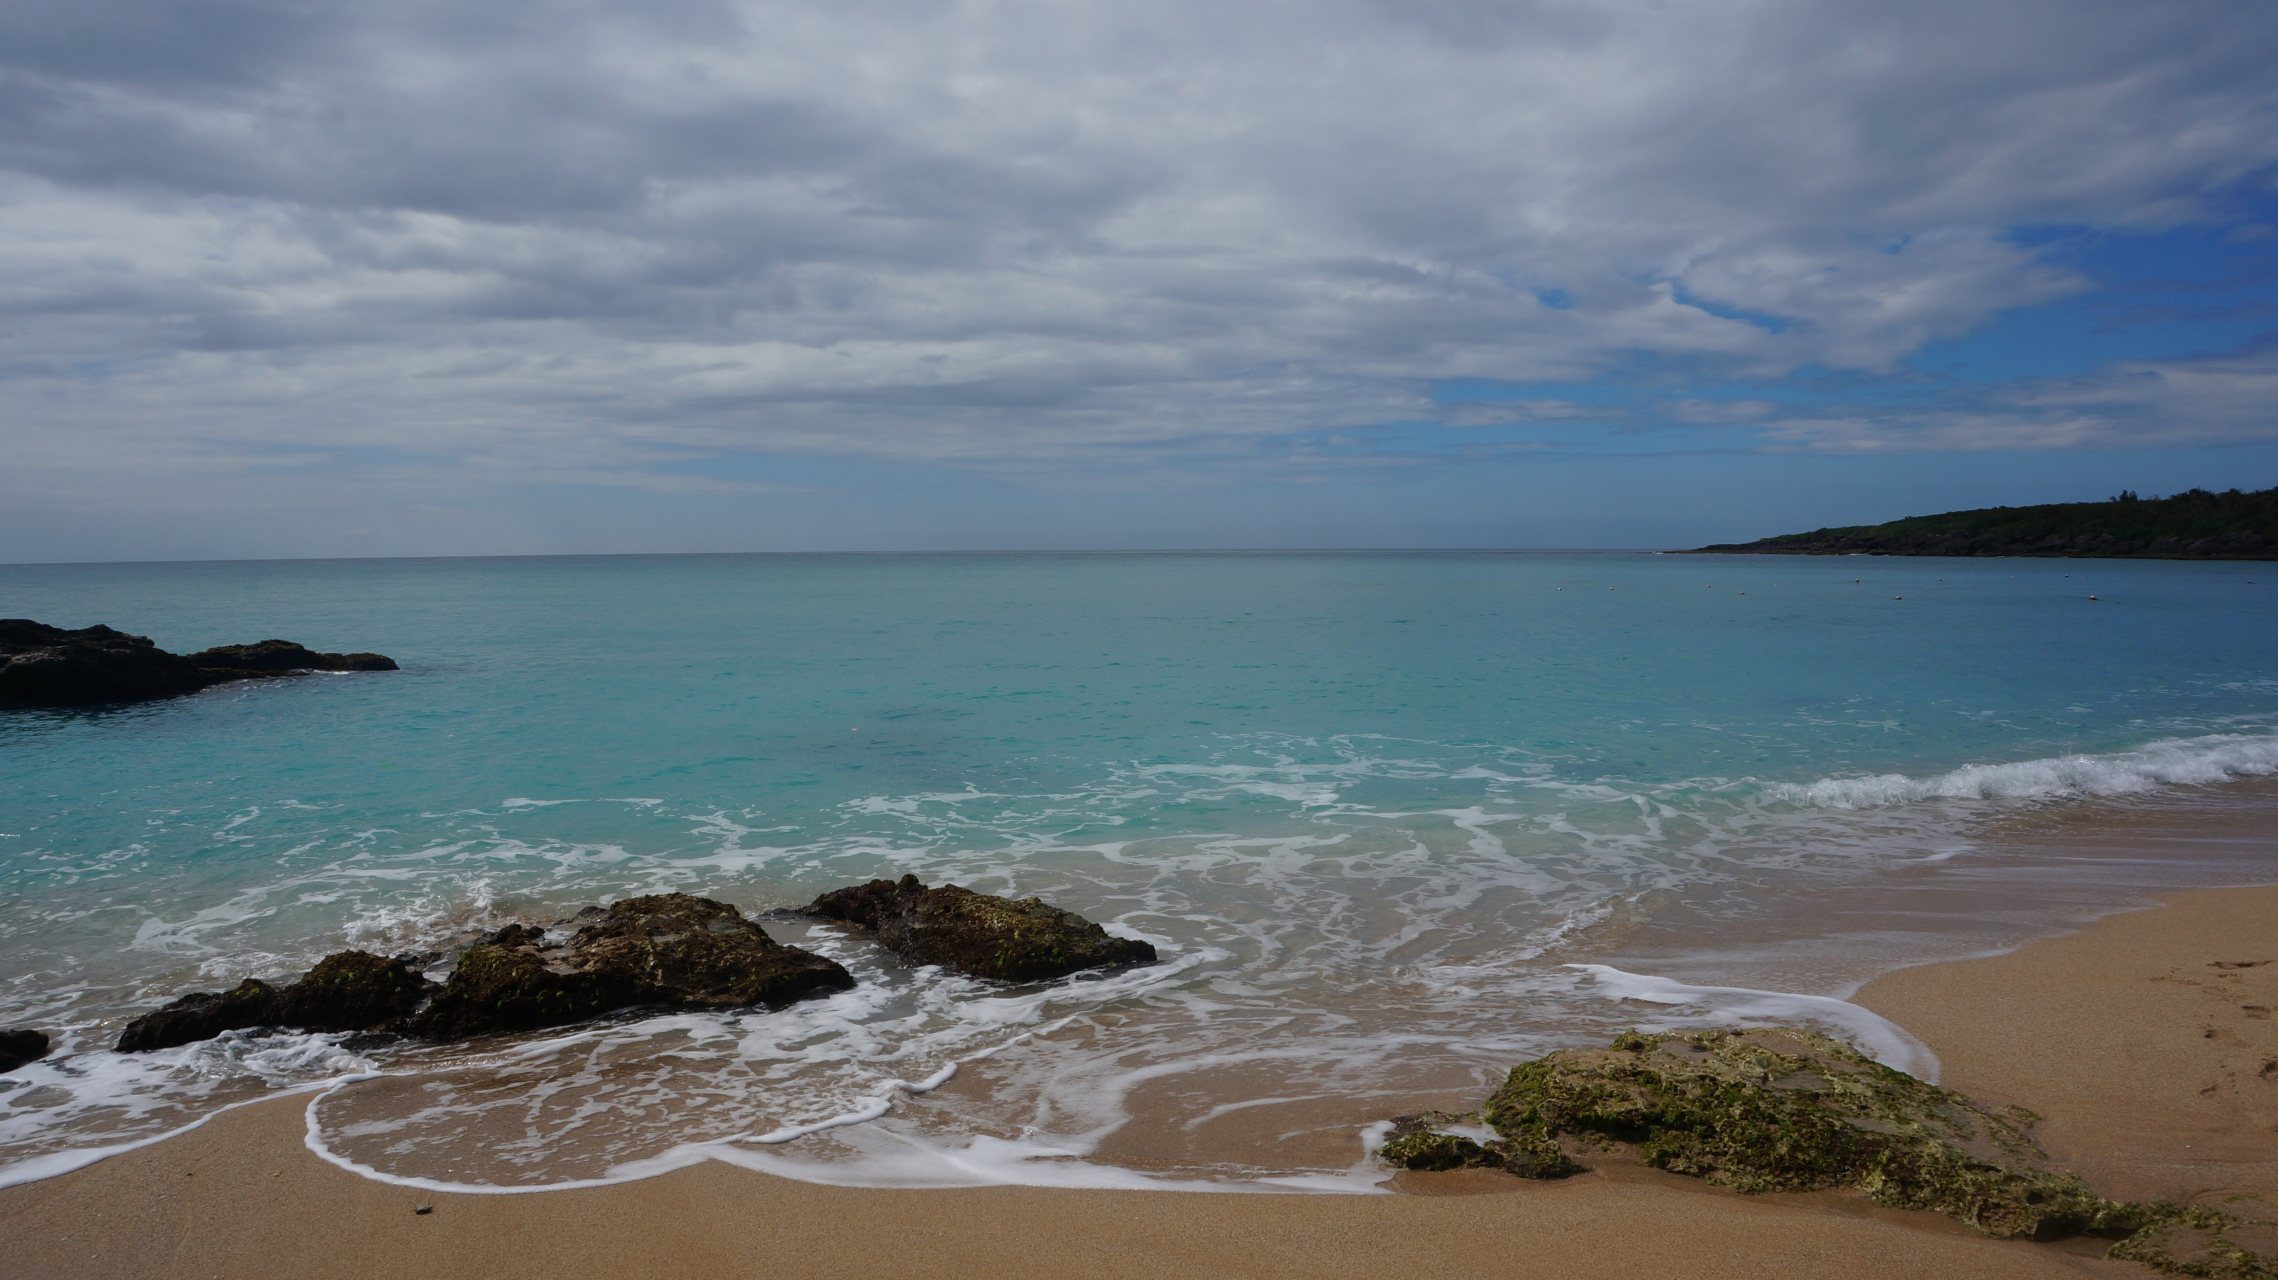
[
  {"left": 1381, "top": 1028, "right": 2275, "bottom": 1276},
  {"left": 1688, "top": 485, "right": 2278, "bottom": 560}
]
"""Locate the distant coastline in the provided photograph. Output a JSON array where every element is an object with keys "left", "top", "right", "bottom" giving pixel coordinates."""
[{"left": 1687, "top": 485, "right": 2278, "bottom": 560}]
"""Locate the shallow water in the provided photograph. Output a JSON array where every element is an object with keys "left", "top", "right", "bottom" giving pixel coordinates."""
[{"left": 3, "top": 551, "right": 2275, "bottom": 1190}]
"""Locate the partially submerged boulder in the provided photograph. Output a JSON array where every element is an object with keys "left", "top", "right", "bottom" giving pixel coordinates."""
[
  {"left": 116, "top": 951, "right": 438, "bottom": 1052},
  {"left": 1382, "top": 1027, "right": 2277, "bottom": 1273},
  {"left": 186, "top": 639, "right": 398, "bottom": 673},
  {"left": 115, "top": 896, "right": 853, "bottom": 1051},
  {"left": 407, "top": 894, "right": 854, "bottom": 1041},
  {"left": 803, "top": 875, "right": 1156, "bottom": 982},
  {"left": 0, "top": 619, "right": 398, "bottom": 709},
  {"left": 0, "top": 1028, "right": 51, "bottom": 1073}
]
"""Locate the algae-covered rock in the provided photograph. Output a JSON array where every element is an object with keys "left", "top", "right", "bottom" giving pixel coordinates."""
[
  {"left": 407, "top": 894, "right": 854, "bottom": 1040},
  {"left": 803, "top": 874, "right": 1156, "bottom": 982},
  {"left": 268, "top": 950, "right": 440, "bottom": 1031},
  {"left": 117, "top": 950, "right": 439, "bottom": 1052},
  {"left": 1382, "top": 1026, "right": 2278, "bottom": 1273},
  {"left": 2110, "top": 1207, "right": 2278, "bottom": 1279},
  {"left": 1493, "top": 1027, "right": 2147, "bottom": 1237}
]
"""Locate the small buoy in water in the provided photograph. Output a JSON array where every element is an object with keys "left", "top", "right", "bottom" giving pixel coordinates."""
[
  {"left": 2088, "top": 595, "right": 2097, "bottom": 600},
  {"left": 1894, "top": 596, "right": 1903, "bottom": 600}
]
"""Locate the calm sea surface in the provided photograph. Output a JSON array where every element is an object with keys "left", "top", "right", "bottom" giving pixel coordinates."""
[{"left": 3, "top": 551, "right": 2275, "bottom": 1190}]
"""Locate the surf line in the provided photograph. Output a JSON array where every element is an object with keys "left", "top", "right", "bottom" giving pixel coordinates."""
[
  {"left": 298, "top": 1060, "right": 970, "bottom": 1190},
  {"left": 1564, "top": 964, "right": 1939, "bottom": 1081}
]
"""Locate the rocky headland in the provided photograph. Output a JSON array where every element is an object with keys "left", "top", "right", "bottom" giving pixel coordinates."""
[
  {"left": 804, "top": 874, "right": 1158, "bottom": 981},
  {"left": 1689, "top": 485, "right": 2278, "bottom": 561},
  {"left": 0, "top": 619, "right": 397, "bottom": 709}
]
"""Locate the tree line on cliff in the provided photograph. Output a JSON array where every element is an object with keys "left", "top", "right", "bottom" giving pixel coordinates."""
[{"left": 1691, "top": 484, "right": 2278, "bottom": 560}]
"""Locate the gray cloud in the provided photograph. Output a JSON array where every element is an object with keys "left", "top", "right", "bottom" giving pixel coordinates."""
[{"left": 3, "top": 0, "right": 2276, "bottom": 533}]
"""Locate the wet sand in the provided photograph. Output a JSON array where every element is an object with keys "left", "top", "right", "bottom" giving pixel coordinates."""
[
  {"left": 6, "top": 887, "right": 2273, "bottom": 1279},
  {"left": 1853, "top": 883, "right": 2278, "bottom": 1207}
]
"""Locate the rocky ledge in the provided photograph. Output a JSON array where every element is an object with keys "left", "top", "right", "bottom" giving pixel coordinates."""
[
  {"left": 0, "top": 619, "right": 397, "bottom": 709},
  {"left": 804, "top": 874, "right": 1156, "bottom": 981},
  {"left": 116, "top": 951, "right": 438, "bottom": 1052},
  {"left": 407, "top": 893, "right": 854, "bottom": 1040},
  {"left": 1381, "top": 1027, "right": 2275, "bottom": 1276},
  {"left": 0, "top": 1028, "right": 51, "bottom": 1073},
  {"left": 115, "top": 893, "right": 853, "bottom": 1051}
]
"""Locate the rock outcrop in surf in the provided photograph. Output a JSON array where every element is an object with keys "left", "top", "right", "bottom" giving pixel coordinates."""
[
  {"left": 116, "top": 895, "right": 856, "bottom": 1050},
  {"left": 407, "top": 894, "right": 854, "bottom": 1040},
  {"left": 1380, "top": 1026, "right": 2275, "bottom": 1275},
  {"left": 0, "top": 1028, "right": 51, "bottom": 1073},
  {"left": 0, "top": 619, "right": 398, "bottom": 709},
  {"left": 116, "top": 951, "right": 438, "bottom": 1052},
  {"left": 803, "top": 874, "right": 1156, "bottom": 981}
]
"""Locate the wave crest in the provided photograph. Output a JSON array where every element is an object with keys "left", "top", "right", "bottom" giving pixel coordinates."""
[{"left": 1779, "top": 733, "right": 2278, "bottom": 810}]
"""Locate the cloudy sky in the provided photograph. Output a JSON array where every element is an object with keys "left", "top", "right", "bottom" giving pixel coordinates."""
[{"left": 5, "top": 0, "right": 2276, "bottom": 560}]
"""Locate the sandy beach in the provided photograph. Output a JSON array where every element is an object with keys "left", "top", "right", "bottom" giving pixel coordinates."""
[{"left": 6, "top": 885, "right": 2273, "bottom": 1279}]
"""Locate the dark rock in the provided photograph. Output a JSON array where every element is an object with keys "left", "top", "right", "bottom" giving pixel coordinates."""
[
  {"left": 0, "top": 619, "right": 397, "bottom": 710},
  {"left": 187, "top": 639, "right": 399, "bottom": 673},
  {"left": 804, "top": 874, "right": 1157, "bottom": 981},
  {"left": 116, "top": 951, "right": 438, "bottom": 1052},
  {"left": 115, "top": 979, "right": 284, "bottom": 1053},
  {"left": 0, "top": 1027, "right": 51, "bottom": 1073},
  {"left": 406, "top": 894, "right": 855, "bottom": 1041},
  {"left": 337, "top": 1032, "right": 404, "bottom": 1053},
  {"left": 0, "top": 620, "right": 221, "bottom": 708},
  {"left": 268, "top": 950, "right": 438, "bottom": 1032}
]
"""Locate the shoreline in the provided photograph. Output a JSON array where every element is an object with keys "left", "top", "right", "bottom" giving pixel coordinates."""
[{"left": 8, "top": 892, "right": 2273, "bottom": 1276}]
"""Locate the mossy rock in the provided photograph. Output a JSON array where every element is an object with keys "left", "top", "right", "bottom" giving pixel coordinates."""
[
  {"left": 2109, "top": 1208, "right": 2278, "bottom": 1279},
  {"left": 804, "top": 875, "right": 1156, "bottom": 982},
  {"left": 408, "top": 894, "right": 855, "bottom": 1041},
  {"left": 1381, "top": 1026, "right": 2276, "bottom": 1274}
]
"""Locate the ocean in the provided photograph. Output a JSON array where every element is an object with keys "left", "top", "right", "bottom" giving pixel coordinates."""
[{"left": 3, "top": 550, "right": 2275, "bottom": 1192}]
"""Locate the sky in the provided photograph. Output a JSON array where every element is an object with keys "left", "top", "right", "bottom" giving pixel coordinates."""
[{"left": 4, "top": 0, "right": 2277, "bottom": 561}]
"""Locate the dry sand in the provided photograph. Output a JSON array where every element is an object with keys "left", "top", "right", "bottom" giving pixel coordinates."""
[{"left": 6, "top": 887, "right": 2273, "bottom": 1279}]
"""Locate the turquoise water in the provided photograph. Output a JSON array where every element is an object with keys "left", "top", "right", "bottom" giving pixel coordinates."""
[{"left": 3, "top": 551, "right": 2276, "bottom": 1189}]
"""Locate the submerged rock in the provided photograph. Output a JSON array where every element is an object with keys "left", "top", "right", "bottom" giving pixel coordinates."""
[
  {"left": 0, "top": 1028, "right": 51, "bottom": 1073},
  {"left": 406, "top": 894, "right": 854, "bottom": 1041},
  {"left": 803, "top": 874, "right": 1156, "bottom": 982},
  {"left": 0, "top": 619, "right": 398, "bottom": 709},
  {"left": 186, "top": 639, "right": 398, "bottom": 673},
  {"left": 1383, "top": 1027, "right": 2278, "bottom": 1274},
  {"left": 116, "top": 951, "right": 438, "bottom": 1052}
]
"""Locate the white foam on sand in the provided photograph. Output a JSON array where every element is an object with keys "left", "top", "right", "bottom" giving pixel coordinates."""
[{"left": 1565, "top": 963, "right": 1939, "bottom": 1080}]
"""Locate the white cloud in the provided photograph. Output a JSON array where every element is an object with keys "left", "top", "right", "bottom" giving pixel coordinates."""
[
  {"left": 1743, "top": 341, "right": 2278, "bottom": 453},
  {"left": 1, "top": 0, "right": 2275, "bottom": 522}
]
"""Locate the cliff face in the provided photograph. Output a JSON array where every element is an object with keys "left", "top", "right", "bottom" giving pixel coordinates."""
[{"left": 1691, "top": 486, "right": 2278, "bottom": 560}]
